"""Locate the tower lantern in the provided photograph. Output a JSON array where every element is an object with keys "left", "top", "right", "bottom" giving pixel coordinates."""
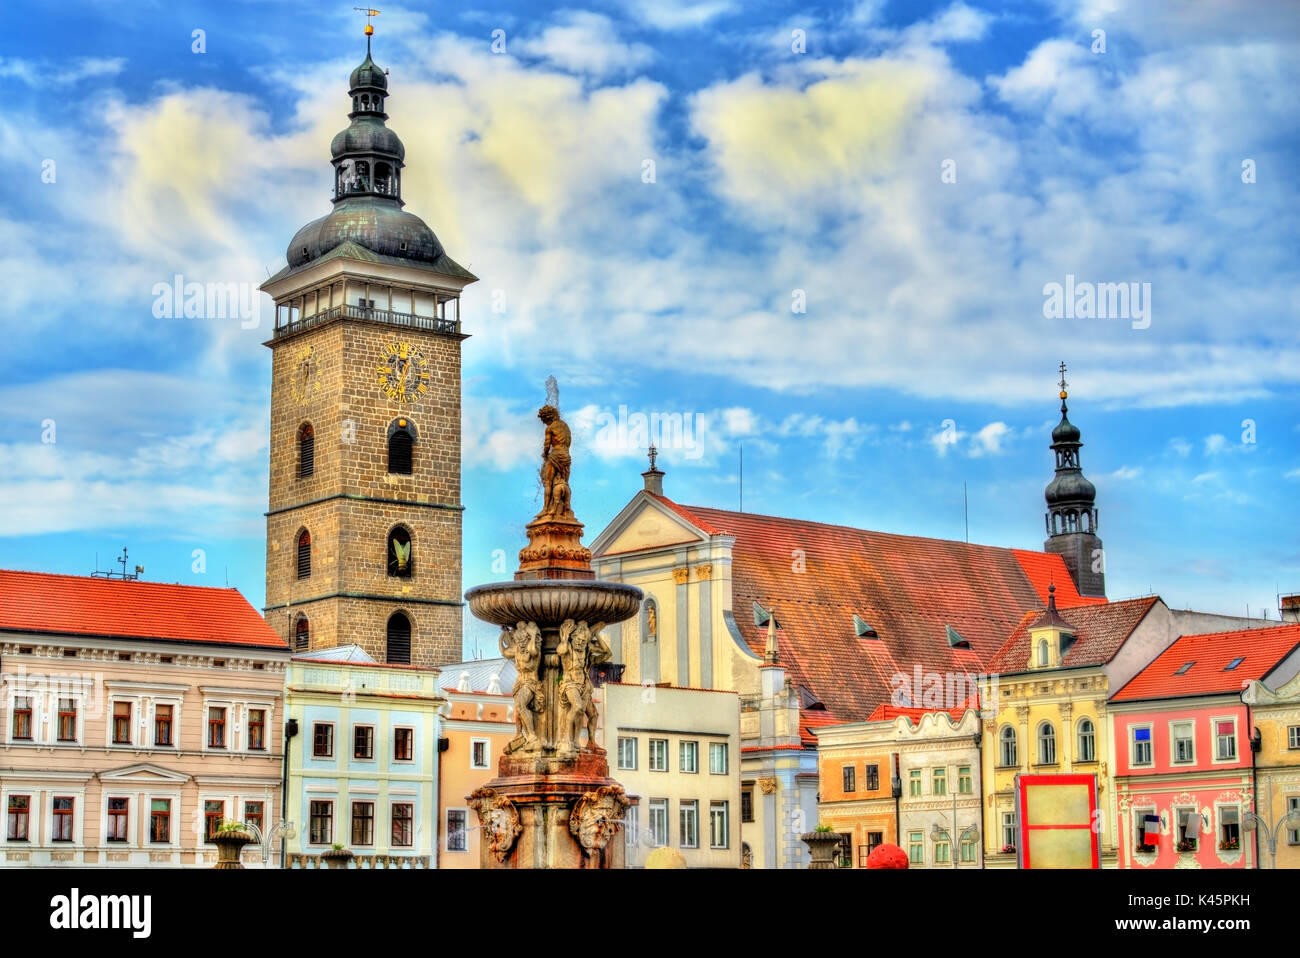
[{"left": 259, "top": 28, "right": 477, "bottom": 665}]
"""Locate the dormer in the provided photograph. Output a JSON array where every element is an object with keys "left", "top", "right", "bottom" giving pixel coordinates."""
[{"left": 1027, "top": 584, "right": 1075, "bottom": 670}]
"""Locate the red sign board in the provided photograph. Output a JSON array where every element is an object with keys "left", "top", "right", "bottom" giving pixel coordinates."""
[{"left": 1016, "top": 773, "right": 1101, "bottom": 869}]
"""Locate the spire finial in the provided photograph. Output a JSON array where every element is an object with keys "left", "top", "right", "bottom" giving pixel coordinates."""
[
  {"left": 355, "top": 7, "right": 380, "bottom": 48},
  {"left": 765, "top": 608, "right": 779, "bottom": 664},
  {"left": 647, "top": 444, "right": 658, "bottom": 472},
  {"left": 1058, "top": 360, "right": 1069, "bottom": 409}
]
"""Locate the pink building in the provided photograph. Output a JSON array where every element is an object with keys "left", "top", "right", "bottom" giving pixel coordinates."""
[{"left": 1109, "top": 623, "right": 1300, "bottom": 869}]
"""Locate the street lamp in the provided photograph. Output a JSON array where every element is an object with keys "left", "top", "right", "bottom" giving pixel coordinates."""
[
  {"left": 240, "top": 820, "right": 297, "bottom": 866},
  {"left": 1242, "top": 810, "right": 1300, "bottom": 869}
]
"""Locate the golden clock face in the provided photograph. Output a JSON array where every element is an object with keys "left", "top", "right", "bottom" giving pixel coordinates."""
[
  {"left": 376, "top": 342, "right": 429, "bottom": 404},
  {"left": 291, "top": 345, "right": 320, "bottom": 406}
]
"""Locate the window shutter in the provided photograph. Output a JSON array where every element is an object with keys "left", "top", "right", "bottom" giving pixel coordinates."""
[
  {"left": 387, "top": 613, "right": 411, "bottom": 664},
  {"left": 299, "top": 426, "right": 315, "bottom": 478},
  {"left": 388, "top": 430, "right": 413, "bottom": 474},
  {"left": 297, "top": 532, "right": 312, "bottom": 579}
]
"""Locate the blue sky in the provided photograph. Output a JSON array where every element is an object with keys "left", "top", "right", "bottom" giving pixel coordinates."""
[{"left": 1, "top": 0, "right": 1297, "bottom": 657}]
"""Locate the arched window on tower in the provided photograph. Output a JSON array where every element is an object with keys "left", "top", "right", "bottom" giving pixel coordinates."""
[
  {"left": 387, "top": 526, "right": 413, "bottom": 577},
  {"left": 355, "top": 160, "right": 370, "bottom": 191},
  {"left": 375, "top": 162, "right": 392, "bottom": 196},
  {"left": 296, "top": 529, "right": 312, "bottom": 579},
  {"left": 388, "top": 418, "right": 415, "bottom": 474},
  {"left": 298, "top": 424, "right": 315, "bottom": 478},
  {"left": 294, "top": 615, "right": 310, "bottom": 652},
  {"left": 1037, "top": 638, "right": 1049, "bottom": 667},
  {"left": 386, "top": 612, "right": 412, "bottom": 664}
]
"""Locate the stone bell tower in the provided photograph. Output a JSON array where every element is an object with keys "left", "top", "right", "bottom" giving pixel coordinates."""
[
  {"left": 1043, "top": 363, "right": 1106, "bottom": 598},
  {"left": 260, "top": 27, "right": 477, "bottom": 665}
]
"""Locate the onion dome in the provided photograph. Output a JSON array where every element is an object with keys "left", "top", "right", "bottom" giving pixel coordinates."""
[{"left": 1044, "top": 362, "right": 1100, "bottom": 534}]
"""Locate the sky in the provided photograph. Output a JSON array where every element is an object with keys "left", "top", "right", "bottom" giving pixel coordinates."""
[{"left": 0, "top": 0, "right": 1296, "bottom": 658}]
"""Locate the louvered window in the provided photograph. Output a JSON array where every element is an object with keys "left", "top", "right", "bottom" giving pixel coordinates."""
[
  {"left": 297, "top": 530, "right": 311, "bottom": 579},
  {"left": 388, "top": 428, "right": 413, "bottom": 474},
  {"left": 294, "top": 616, "right": 310, "bottom": 651},
  {"left": 299, "top": 424, "right": 315, "bottom": 478},
  {"left": 386, "top": 612, "right": 411, "bottom": 664}
]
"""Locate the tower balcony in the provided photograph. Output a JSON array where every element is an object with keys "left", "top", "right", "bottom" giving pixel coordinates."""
[{"left": 273, "top": 302, "right": 459, "bottom": 340}]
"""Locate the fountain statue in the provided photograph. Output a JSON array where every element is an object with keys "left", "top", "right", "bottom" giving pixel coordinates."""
[{"left": 465, "top": 392, "right": 643, "bottom": 868}]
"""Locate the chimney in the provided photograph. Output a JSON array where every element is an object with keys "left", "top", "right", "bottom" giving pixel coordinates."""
[
  {"left": 642, "top": 444, "right": 664, "bottom": 496},
  {"left": 1281, "top": 595, "right": 1300, "bottom": 624}
]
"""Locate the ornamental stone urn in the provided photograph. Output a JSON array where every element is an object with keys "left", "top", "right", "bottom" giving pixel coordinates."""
[
  {"left": 212, "top": 829, "right": 254, "bottom": 870},
  {"left": 321, "top": 846, "right": 354, "bottom": 869},
  {"left": 801, "top": 830, "right": 841, "bottom": 869}
]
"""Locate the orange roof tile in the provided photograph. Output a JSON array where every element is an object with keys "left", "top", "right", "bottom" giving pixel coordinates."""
[
  {"left": 0, "top": 569, "right": 288, "bottom": 650},
  {"left": 988, "top": 596, "right": 1160, "bottom": 675},
  {"left": 1111, "top": 622, "right": 1300, "bottom": 702},
  {"left": 865, "top": 701, "right": 977, "bottom": 724},
  {"left": 654, "top": 501, "right": 1103, "bottom": 723}
]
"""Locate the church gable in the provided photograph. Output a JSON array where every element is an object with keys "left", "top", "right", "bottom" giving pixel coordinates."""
[{"left": 592, "top": 494, "right": 708, "bottom": 556}]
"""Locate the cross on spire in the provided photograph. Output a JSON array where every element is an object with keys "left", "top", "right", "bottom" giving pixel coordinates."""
[
  {"left": 647, "top": 445, "right": 658, "bottom": 472},
  {"left": 1058, "top": 360, "right": 1068, "bottom": 399}
]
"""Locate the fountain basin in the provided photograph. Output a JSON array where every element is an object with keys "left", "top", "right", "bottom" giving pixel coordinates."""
[{"left": 466, "top": 579, "right": 643, "bottom": 628}]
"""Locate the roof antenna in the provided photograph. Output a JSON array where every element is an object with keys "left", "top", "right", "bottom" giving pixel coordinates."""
[
  {"left": 739, "top": 442, "right": 744, "bottom": 513},
  {"left": 963, "top": 481, "right": 969, "bottom": 543}
]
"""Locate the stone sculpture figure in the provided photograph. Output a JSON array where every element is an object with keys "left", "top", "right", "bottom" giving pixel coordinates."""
[
  {"left": 556, "top": 618, "right": 609, "bottom": 755},
  {"left": 569, "top": 785, "right": 631, "bottom": 854},
  {"left": 500, "top": 621, "right": 544, "bottom": 752},
  {"left": 536, "top": 405, "right": 574, "bottom": 520}
]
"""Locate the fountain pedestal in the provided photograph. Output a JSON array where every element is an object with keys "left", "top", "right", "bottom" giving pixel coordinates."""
[{"left": 466, "top": 580, "right": 642, "bottom": 869}]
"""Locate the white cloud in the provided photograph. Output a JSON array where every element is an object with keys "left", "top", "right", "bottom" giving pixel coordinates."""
[
  {"left": 0, "top": 56, "right": 125, "bottom": 86},
  {"left": 1168, "top": 438, "right": 1193, "bottom": 457},
  {"left": 621, "top": 0, "right": 738, "bottom": 30},
  {"left": 1109, "top": 466, "right": 1142, "bottom": 480},
  {"left": 968, "top": 421, "right": 1012, "bottom": 457},
  {"left": 515, "top": 12, "right": 655, "bottom": 77},
  {"left": 1204, "top": 433, "right": 1228, "bottom": 455}
]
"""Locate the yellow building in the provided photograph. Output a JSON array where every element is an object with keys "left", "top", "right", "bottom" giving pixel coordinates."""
[
  {"left": 437, "top": 659, "right": 515, "bottom": 868},
  {"left": 1242, "top": 663, "right": 1300, "bottom": 868}
]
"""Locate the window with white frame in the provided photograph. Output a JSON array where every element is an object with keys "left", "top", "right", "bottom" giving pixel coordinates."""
[
  {"left": 680, "top": 799, "right": 699, "bottom": 848},
  {"left": 1174, "top": 806, "right": 1199, "bottom": 848},
  {"left": 1288, "top": 726, "right": 1300, "bottom": 750},
  {"left": 57, "top": 698, "right": 78, "bottom": 743},
  {"left": 680, "top": 740, "right": 699, "bottom": 774},
  {"left": 1171, "top": 721, "right": 1195, "bottom": 763},
  {"left": 624, "top": 805, "right": 640, "bottom": 848},
  {"left": 648, "top": 738, "right": 668, "bottom": 772},
  {"left": 1218, "top": 805, "right": 1240, "bottom": 849},
  {"left": 617, "top": 737, "right": 637, "bottom": 770},
  {"left": 709, "top": 801, "right": 729, "bottom": 849},
  {"left": 648, "top": 799, "right": 668, "bottom": 846},
  {"left": 1037, "top": 722, "right": 1057, "bottom": 764},
  {"left": 51, "top": 796, "right": 75, "bottom": 843},
  {"left": 149, "top": 799, "right": 172, "bottom": 844},
  {"left": 1076, "top": 718, "right": 1095, "bottom": 762},
  {"left": 446, "top": 809, "right": 467, "bottom": 851},
  {"left": 933, "top": 767, "right": 947, "bottom": 796},
  {"left": 1288, "top": 796, "right": 1300, "bottom": 845},
  {"left": 11, "top": 696, "right": 33, "bottom": 741},
  {"left": 999, "top": 726, "right": 1017, "bottom": 767},
  {"left": 1132, "top": 805, "right": 1157, "bottom": 849},
  {"left": 7, "top": 794, "right": 31, "bottom": 842},
  {"left": 934, "top": 835, "right": 950, "bottom": 864},
  {"left": 1131, "top": 724, "right": 1153, "bottom": 766},
  {"left": 309, "top": 800, "right": 333, "bottom": 845},
  {"left": 960, "top": 836, "right": 977, "bottom": 862},
  {"left": 709, "top": 742, "right": 728, "bottom": 775},
  {"left": 471, "top": 738, "right": 490, "bottom": 770},
  {"left": 111, "top": 700, "right": 133, "bottom": 745},
  {"left": 106, "top": 797, "right": 130, "bottom": 843},
  {"left": 908, "top": 830, "right": 923, "bottom": 865},
  {"left": 1002, "top": 811, "right": 1017, "bottom": 849},
  {"left": 391, "top": 803, "right": 414, "bottom": 847},
  {"left": 1214, "top": 718, "right": 1237, "bottom": 760}
]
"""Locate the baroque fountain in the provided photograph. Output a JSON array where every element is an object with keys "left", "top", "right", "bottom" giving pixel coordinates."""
[{"left": 465, "top": 393, "right": 643, "bottom": 868}]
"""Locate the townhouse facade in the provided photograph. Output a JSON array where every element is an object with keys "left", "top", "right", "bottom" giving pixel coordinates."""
[
  {"left": 1242, "top": 666, "right": 1300, "bottom": 868},
  {"left": 283, "top": 647, "right": 443, "bottom": 866},
  {"left": 0, "top": 570, "right": 290, "bottom": 867}
]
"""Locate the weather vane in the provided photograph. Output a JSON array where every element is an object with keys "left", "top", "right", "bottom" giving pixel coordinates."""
[{"left": 354, "top": 7, "right": 380, "bottom": 37}]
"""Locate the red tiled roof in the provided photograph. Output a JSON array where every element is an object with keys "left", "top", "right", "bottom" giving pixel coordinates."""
[
  {"left": 655, "top": 502, "right": 1103, "bottom": 723},
  {"left": 988, "top": 596, "right": 1159, "bottom": 675},
  {"left": 1010, "top": 550, "right": 1107, "bottom": 609},
  {"left": 800, "top": 707, "right": 842, "bottom": 746},
  {"left": 1111, "top": 622, "right": 1300, "bottom": 702},
  {"left": 0, "top": 569, "right": 288, "bottom": 650},
  {"left": 865, "top": 700, "right": 977, "bottom": 724},
  {"left": 646, "top": 493, "right": 724, "bottom": 536}
]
